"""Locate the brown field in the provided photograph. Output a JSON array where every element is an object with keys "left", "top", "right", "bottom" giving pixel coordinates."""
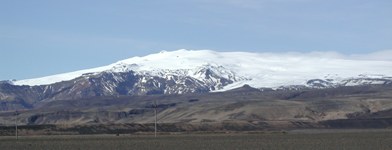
[{"left": 1, "top": 130, "right": 392, "bottom": 150}]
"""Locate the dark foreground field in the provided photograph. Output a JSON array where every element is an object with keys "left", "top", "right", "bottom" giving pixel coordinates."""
[{"left": 1, "top": 130, "right": 392, "bottom": 150}]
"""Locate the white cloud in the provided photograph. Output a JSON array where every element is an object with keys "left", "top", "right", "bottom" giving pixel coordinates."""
[
  {"left": 349, "top": 50, "right": 392, "bottom": 61},
  {"left": 243, "top": 50, "right": 392, "bottom": 61}
]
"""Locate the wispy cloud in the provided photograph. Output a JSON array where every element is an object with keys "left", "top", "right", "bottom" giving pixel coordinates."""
[
  {"left": 230, "top": 50, "right": 392, "bottom": 61},
  {"left": 349, "top": 50, "right": 392, "bottom": 61},
  {"left": 292, "top": 50, "right": 392, "bottom": 61}
]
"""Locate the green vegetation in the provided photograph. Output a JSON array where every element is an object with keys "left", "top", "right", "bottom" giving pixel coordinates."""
[{"left": 1, "top": 131, "right": 391, "bottom": 150}]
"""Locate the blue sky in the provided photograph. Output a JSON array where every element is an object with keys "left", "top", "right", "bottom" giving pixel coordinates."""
[{"left": 1, "top": 0, "right": 391, "bottom": 80}]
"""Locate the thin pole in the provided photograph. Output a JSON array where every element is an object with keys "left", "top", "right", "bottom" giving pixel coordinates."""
[
  {"left": 154, "top": 100, "right": 157, "bottom": 138},
  {"left": 15, "top": 110, "right": 18, "bottom": 140}
]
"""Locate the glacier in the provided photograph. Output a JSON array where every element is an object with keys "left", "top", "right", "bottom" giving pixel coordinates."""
[{"left": 12, "top": 49, "right": 392, "bottom": 91}]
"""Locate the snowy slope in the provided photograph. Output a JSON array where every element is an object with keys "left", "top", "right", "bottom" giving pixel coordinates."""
[{"left": 13, "top": 49, "right": 392, "bottom": 90}]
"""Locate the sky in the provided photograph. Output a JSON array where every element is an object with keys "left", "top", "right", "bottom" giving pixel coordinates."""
[{"left": 0, "top": 0, "right": 391, "bottom": 80}]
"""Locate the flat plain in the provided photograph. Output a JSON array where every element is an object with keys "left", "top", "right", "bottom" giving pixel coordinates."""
[{"left": 1, "top": 130, "right": 392, "bottom": 150}]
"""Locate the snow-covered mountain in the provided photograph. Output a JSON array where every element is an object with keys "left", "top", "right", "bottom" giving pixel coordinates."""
[
  {"left": 12, "top": 49, "right": 392, "bottom": 89},
  {"left": 1, "top": 49, "right": 392, "bottom": 109},
  {"left": 0, "top": 50, "right": 392, "bottom": 110}
]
